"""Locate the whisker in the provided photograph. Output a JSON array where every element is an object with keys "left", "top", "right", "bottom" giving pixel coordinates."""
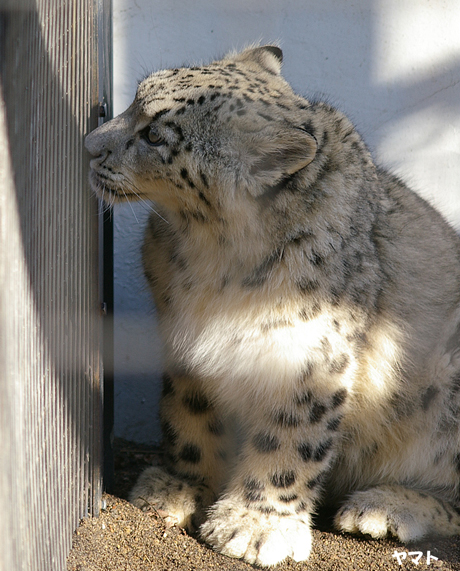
[
  {"left": 129, "top": 180, "right": 170, "bottom": 224},
  {"left": 91, "top": 171, "right": 170, "bottom": 225},
  {"left": 123, "top": 188, "right": 141, "bottom": 224}
]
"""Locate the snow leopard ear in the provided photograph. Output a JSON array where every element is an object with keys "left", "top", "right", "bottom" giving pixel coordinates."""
[
  {"left": 235, "top": 45, "right": 283, "bottom": 75},
  {"left": 244, "top": 125, "right": 317, "bottom": 196}
]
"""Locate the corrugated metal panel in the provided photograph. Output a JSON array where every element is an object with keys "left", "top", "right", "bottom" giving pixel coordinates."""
[{"left": 0, "top": 1, "right": 105, "bottom": 570}]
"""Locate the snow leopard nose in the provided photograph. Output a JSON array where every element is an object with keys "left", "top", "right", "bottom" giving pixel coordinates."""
[
  {"left": 85, "top": 105, "right": 134, "bottom": 157},
  {"left": 88, "top": 150, "right": 111, "bottom": 171},
  {"left": 85, "top": 123, "right": 113, "bottom": 157}
]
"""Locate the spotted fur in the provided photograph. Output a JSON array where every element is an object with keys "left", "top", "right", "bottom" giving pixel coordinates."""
[{"left": 85, "top": 45, "right": 460, "bottom": 566}]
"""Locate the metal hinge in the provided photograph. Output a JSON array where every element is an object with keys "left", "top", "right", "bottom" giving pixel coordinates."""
[{"left": 98, "top": 101, "right": 108, "bottom": 118}]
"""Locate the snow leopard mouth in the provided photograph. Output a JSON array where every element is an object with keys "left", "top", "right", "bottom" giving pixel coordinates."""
[{"left": 89, "top": 170, "right": 145, "bottom": 203}]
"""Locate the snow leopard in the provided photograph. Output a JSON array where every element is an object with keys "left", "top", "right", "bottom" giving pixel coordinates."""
[{"left": 85, "top": 45, "right": 460, "bottom": 566}]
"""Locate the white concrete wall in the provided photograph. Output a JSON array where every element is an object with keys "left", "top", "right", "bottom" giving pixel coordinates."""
[{"left": 112, "top": 0, "right": 460, "bottom": 444}]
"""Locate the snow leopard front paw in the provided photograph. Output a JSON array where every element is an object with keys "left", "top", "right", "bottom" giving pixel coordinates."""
[
  {"left": 129, "top": 466, "right": 214, "bottom": 530},
  {"left": 200, "top": 496, "right": 312, "bottom": 566},
  {"left": 335, "top": 485, "right": 460, "bottom": 541}
]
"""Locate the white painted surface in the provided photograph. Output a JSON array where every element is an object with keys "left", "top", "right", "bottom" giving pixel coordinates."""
[{"left": 112, "top": 0, "right": 460, "bottom": 444}]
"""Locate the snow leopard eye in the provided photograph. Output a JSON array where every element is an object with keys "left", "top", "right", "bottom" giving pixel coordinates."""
[{"left": 141, "top": 126, "right": 166, "bottom": 147}]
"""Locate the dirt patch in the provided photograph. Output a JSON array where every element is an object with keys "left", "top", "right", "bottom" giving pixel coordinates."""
[{"left": 67, "top": 439, "right": 460, "bottom": 571}]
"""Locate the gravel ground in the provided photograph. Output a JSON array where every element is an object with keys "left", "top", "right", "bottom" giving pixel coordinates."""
[{"left": 67, "top": 439, "right": 460, "bottom": 571}]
